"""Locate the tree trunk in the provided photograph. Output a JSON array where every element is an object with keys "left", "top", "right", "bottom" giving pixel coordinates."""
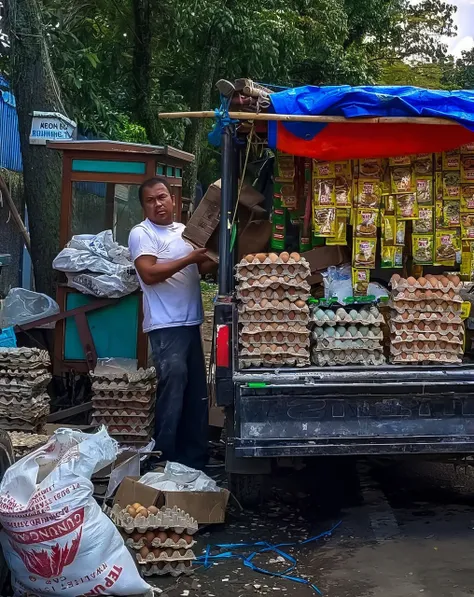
[
  {"left": 132, "top": 0, "right": 161, "bottom": 145},
  {"left": 6, "top": 0, "right": 63, "bottom": 297},
  {"left": 182, "top": 38, "right": 221, "bottom": 202},
  {"left": 0, "top": 171, "right": 25, "bottom": 296}
]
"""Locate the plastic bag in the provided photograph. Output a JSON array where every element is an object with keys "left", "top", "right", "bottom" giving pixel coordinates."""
[
  {"left": 140, "top": 461, "right": 219, "bottom": 492},
  {"left": 0, "top": 288, "right": 59, "bottom": 328},
  {"left": 0, "top": 427, "right": 150, "bottom": 597},
  {"left": 322, "top": 264, "right": 353, "bottom": 303},
  {"left": 66, "top": 271, "right": 138, "bottom": 298}
]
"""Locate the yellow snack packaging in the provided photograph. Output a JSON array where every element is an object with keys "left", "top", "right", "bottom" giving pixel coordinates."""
[
  {"left": 391, "top": 167, "right": 414, "bottom": 193},
  {"left": 357, "top": 180, "right": 382, "bottom": 209},
  {"left": 314, "top": 179, "right": 336, "bottom": 207},
  {"left": 381, "top": 244, "right": 403, "bottom": 268},
  {"left": 461, "top": 156, "right": 474, "bottom": 183},
  {"left": 355, "top": 208, "right": 378, "bottom": 238},
  {"left": 352, "top": 268, "right": 370, "bottom": 295},
  {"left": 435, "top": 229, "right": 459, "bottom": 266},
  {"left": 412, "top": 234, "right": 434, "bottom": 265},
  {"left": 443, "top": 172, "right": 461, "bottom": 200},
  {"left": 414, "top": 154, "right": 433, "bottom": 175},
  {"left": 461, "top": 185, "right": 474, "bottom": 212},
  {"left": 353, "top": 237, "right": 377, "bottom": 269},
  {"left": 461, "top": 213, "right": 474, "bottom": 240},
  {"left": 413, "top": 206, "right": 434, "bottom": 234},
  {"left": 326, "top": 210, "right": 347, "bottom": 245},
  {"left": 276, "top": 153, "right": 295, "bottom": 181},
  {"left": 313, "top": 207, "right": 336, "bottom": 237},
  {"left": 382, "top": 214, "right": 396, "bottom": 246},
  {"left": 359, "top": 158, "right": 383, "bottom": 179},
  {"left": 396, "top": 193, "right": 419, "bottom": 219},
  {"left": 313, "top": 160, "right": 335, "bottom": 179},
  {"left": 416, "top": 176, "right": 433, "bottom": 205},
  {"left": 442, "top": 150, "right": 461, "bottom": 171},
  {"left": 395, "top": 220, "right": 406, "bottom": 246},
  {"left": 443, "top": 200, "right": 461, "bottom": 228},
  {"left": 382, "top": 194, "right": 396, "bottom": 215},
  {"left": 389, "top": 155, "right": 411, "bottom": 167}
]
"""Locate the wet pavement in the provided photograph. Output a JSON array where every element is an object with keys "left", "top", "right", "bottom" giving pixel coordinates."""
[{"left": 151, "top": 457, "right": 474, "bottom": 597}]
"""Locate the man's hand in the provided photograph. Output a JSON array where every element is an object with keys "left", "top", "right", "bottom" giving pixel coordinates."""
[{"left": 188, "top": 248, "right": 209, "bottom": 265}]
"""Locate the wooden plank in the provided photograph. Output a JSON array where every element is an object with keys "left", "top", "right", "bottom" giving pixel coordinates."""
[{"left": 47, "top": 401, "right": 92, "bottom": 423}]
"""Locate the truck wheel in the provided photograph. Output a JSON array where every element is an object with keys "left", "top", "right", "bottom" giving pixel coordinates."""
[
  {"left": 0, "top": 432, "right": 14, "bottom": 594},
  {"left": 228, "top": 472, "right": 267, "bottom": 508}
]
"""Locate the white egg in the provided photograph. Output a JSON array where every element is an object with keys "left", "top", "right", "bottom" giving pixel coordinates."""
[
  {"left": 349, "top": 309, "right": 358, "bottom": 320},
  {"left": 325, "top": 326, "right": 335, "bottom": 337},
  {"left": 327, "top": 310, "right": 336, "bottom": 320},
  {"left": 348, "top": 325, "right": 358, "bottom": 337}
]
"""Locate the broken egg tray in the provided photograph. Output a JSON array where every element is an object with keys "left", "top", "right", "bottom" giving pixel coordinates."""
[
  {"left": 313, "top": 339, "right": 383, "bottom": 351},
  {"left": 125, "top": 536, "right": 196, "bottom": 551},
  {"left": 135, "top": 549, "right": 195, "bottom": 565},
  {"left": 390, "top": 353, "right": 462, "bottom": 364},
  {"left": 238, "top": 302, "right": 309, "bottom": 314},
  {"left": 109, "top": 504, "right": 198, "bottom": 535},
  {"left": 239, "top": 346, "right": 310, "bottom": 358},
  {"left": 390, "top": 277, "right": 462, "bottom": 293},
  {"left": 239, "top": 356, "right": 310, "bottom": 369},
  {"left": 239, "top": 311, "right": 309, "bottom": 324},
  {"left": 390, "top": 322, "right": 464, "bottom": 336},
  {"left": 240, "top": 334, "right": 309, "bottom": 348},
  {"left": 311, "top": 350, "right": 386, "bottom": 367},
  {"left": 312, "top": 328, "right": 383, "bottom": 341},
  {"left": 237, "top": 278, "right": 311, "bottom": 292},
  {"left": 390, "top": 312, "right": 462, "bottom": 324},
  {"left": 140, "top": 561, "right": 193, "bottom": 577},
  {"left": 390, "top": 343, "right": 463, "bottom": 356},
  {"left": 389, "top": 302, "right": 461, "bottom": 315},
  {"left": 238, "top": 255, "right": 310, "bottom": 267},
  {"left": 391, "top": 332, "right": 463, "bottom": 345}
]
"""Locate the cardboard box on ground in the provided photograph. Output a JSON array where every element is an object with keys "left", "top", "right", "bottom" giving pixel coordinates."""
[
  {"left": 114, "top": 477, "right": 230, "bottom": 525},
  {"left": 183, "top": 180, "right": 272, "bottom": 261}
]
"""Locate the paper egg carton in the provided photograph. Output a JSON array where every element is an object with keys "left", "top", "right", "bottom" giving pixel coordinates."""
[
  {"left": 0, "top": 403, "right": 50, "bottom": 421},
  {"left": 0, "top": 347, "right": 51, "bottom": 366},
  {"left": 391, "top": 291, "right": 462, "bottom": 304},
  {"left": 0, "top": 416, "right": 47, "bottom": 432},
  {"left": 240, "top": 322, "right": 309, "bottom": 334},
  {"left": 237, "top": 278, "right": 311, "bottom": 292},
  {"left": 239, "top": 290, "right": 311, "bottom": 303},
  {"left": 313, "top": 338, "right": 383, "bottom": 351},
  {"left": 0, "top": 367, "right": 50, "bottom": 379},
  {"left": 90, "top": 366, "right": 156, "bottom": 384},
  {"left": 135, "top": 548, "right": 195, "bottom": 565},
  {"left": 92, "top": 408, "right": 153, "bottom": 419},
  {"left": 240, "top": 334, "right": 309, "bottom": 348},
  {"left": 312, "top": 327, "right": 383, "bottom": 341},
  {"left": 239, "top": 355, "right": 310, "bottom": 369},
  {"left": 310, "top": 308, "right": 384, "bottom": 326},
  {"left": 104, "top": 423, "right": 154, "bottom": 437},
  {"left": 237, "top": 254, "right": 310, "bottom": 267},
  {"left": 239, "top": 345, "right": 310, "bottom": 358},
  {"left": 92, "top": 391, "right": 155, "bottom": 404},
  {"left": 238, "top": 301, "right": 309, "bottom": 314},
  {"left": 238, "top": 310, "right": 309, "bottom": 324},
  {"left": 8, "top": 431, "right": 49, "bottom": 450},
  {"left": 390, "top": 321, "right": 464, "bottom": 335},
  {"left": 389, "top": 302, "right": 461, "bottom": 315},
  {"left": 311, "top": 349, "right": 386, "bottom": 366},
  {"left": 236, "top": 264, "right": 310, "bottom": 278},
  {"left": 0, "top": 374, "right": 51, "bottom": 391},
  {"left": 141, "top": 560, "right": 193, "bottom": 577},
  {"left": 390, "top": 311, "right": 462, "bottom": 324},
  {"left": 92, "top": 397, "right": 154, "bottom": 410},
  {"left": 125, "top": 534, "right": 196, "bottom": 551},
  {"left": 390, "top": 275, "right": 462, "bottom": 293},
  {"left": 390, "top": 342, "right": 463, "bottom": 356},
  {"left": 391, "top": 332, "right": 463, "bottom": 345},
  {"left": 92, "top": 381, "right": 156, "bottom": 394},
  {"left": 390, "top": 352, "right": 462, "bottom": 364},
  {"left": 109, "top": 504, "right": 198, "bottom": 534}
]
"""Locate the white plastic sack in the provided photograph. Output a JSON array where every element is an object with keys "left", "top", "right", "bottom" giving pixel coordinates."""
[
  {"left": 0, "top": 427, "right": 150, "bottom": 597},
  {"left": 140, "top": 461, "right": 219, "bottom": 492},
  {"left": 66, "top": 271, "right": 138, "bottom": 298},
  {"left": 0, "top": 288, "right": 59, "bottom": 328}
]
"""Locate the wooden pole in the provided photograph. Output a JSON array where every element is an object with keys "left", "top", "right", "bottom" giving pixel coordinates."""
[
  {"left": 0, "top": 175, "right": 31, "bottom": 254},
  {"left": 158, "top": 110, "right": 460, "bottom": 125}
]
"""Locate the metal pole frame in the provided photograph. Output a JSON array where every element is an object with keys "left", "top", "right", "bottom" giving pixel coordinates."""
[{"left": 218, "top": 125, "right": 235, "bottom": 296}]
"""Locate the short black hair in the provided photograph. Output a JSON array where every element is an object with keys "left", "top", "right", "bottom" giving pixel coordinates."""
[{"left": 139, "top": 177, "right": 172, "bottom": 204}]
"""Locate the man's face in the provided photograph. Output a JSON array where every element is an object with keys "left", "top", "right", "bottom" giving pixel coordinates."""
[{"left": 142, "top": 182, "right": 174, "bottom": 225}]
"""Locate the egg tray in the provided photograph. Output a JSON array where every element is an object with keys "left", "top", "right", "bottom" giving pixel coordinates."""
[
  {"left": 313, "top": 338, "right": 383, "bottom": 351},
  {"left": 237, "top": 278, "right": 311, "bottom": 292},
  {"left": 8, "top": 431, "right": 49, "bottom": 451},
  {"left": 240, "top": 322, "right": 309, "bottom": 334},
  {"left": 391, "top": 332, "right": 463, "bottom": 345},
  {"left": 238, "top": 302, "right": 309, "bottom": 314},
  {"left": 239, "top": 346, "right": 310, "bottom": 358},
  {"left": 0, "top": 374, "right": 51, "bottom": 391},
  {"left": 92, "top": 388, "right": 156, "bottom": 402},
  {"left": 240, "top": 334, "right": 310, "bottom": 348},
  {"left": 125, "top": 536, "right": 196, "bottom": 551},
  {"left": 0, "top": 391, "right": 50, "bottom": 406},
  {"left": 390, "top": 324, "right": 464, "bottom": 339},
  {"left": 391, "top": 292, "right": 462, "bottom": 304},
  {"left": 0, "top": 416, "right": 47, "bottom": 432},
  {"left": 135, "top": 548, "right": 195, "bottom": 565},
  {"left": 310, "top": 313, "right": 384, "bottom": 326},
  {"left": 390, "top": 311, "right": 462, "bottom": 324},
  {"left": 109, "top": 504, "right": 198, "bottom": 535},
  {"left": 390, "top": 276, "right": 462, "bottom": 293},
  {"left": 102, "top": 424, "right": 154, "bottom": 437},
  {"left": 92, "top": 399, "right": 155, "bottom": 412},
  {"left": 0, "top": 402, "right": 50, "bottom": 421},
  {"left": 90, "top": 366, "right": 156, "bottom": 383},
  {"left": 311, "top": 350, "right": 386, "bottom": 367},
  {"left": 236, "top": 264, "right": 310, "bottom": 279},
  {"left": 140, "top": 560, "right": 193, "bottom": 577},
  {"left": 92, "top": 408, "right": 154, "bottom": 420},
  {"left": 239, "top": 311, "right": 309, "bottom": 324},
  {"left": 0, "top": 367, "right": 50, "bottom": 379},
  {"left": 312, "top": 328, "right": 383, "bottom": 341},
  {"left": 92, "top": 380, "right": 157, "bottom": 394},
  {"left": 238, "top": 255, "right": 309, "bottom": 266},
  {"left": 239, "top": 356, "right": 310, "bottom": 369},
  {"left": 0, "top": 347, "right": 51, "bottom": 365},
  {"left": 390, "top": 342, "right": 463, "bottom": 356},
  {"left": 390, "top": 353, "right": 462, "bottom": 364},
  {"left": 239, "top": 290, "right": 311, "bottom": 303},
  {"left": 389, "top": 301, "right": 461, "bottom": 315}
]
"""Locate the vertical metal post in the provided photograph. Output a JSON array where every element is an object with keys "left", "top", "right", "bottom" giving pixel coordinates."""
[{"left": 218, "top": 125, "right": 233, "bottom": 296}]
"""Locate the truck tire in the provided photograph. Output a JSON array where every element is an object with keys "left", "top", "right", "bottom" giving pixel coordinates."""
[
  {"left": 228, "top": 472, "right": 267, "bottom": 508},
  {"left": 0, "top": 432, "right": 14, "bottom": 594}
]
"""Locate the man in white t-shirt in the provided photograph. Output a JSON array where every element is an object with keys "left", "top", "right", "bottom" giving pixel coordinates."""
[{"left": 128, "top": 177, "right": 214, "bottom": 469}]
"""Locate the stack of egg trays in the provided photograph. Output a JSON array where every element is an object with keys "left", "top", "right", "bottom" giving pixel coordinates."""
[
  {"left": 236, "top": 255, "right": 312, "bottom": 368},
  {"left": 389, "top": 275, "right": 464, "bottom": 364},
  {"left": 310, "top": 305, "right": 386, "bottom": 366}
]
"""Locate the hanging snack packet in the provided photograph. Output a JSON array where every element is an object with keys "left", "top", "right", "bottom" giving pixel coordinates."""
[
  {"left": 443, "top": 171, "right": 461, "bottom": 200},
  {"left": 382, "top": 214, "right": 396, "bottom": 246},
  {"left": 461, "top": 241, "right": 474, "bottom": 279},
  {"left": 313, "top": 160, "right": 336, "bottom": 179},
  {"left": 326, "top": 210, "right": 347, "bottom": 245},
  {"left": 382, "top": 194, "right": 396, "bottom": 215},
  {"left": 416, "top": 177, "right": 433, "bottom": 204},
  {"left": 381, "top": 244, "right": 403, "bottom": 268},
  {"left": 359, "top": 158, "right": 382, "bottom": 179},
  {"left": 280, "top": 183, "right": 298, "bottom": 209},
  {"left": 461, "top": 156, "right": 474, "bottom": 183},
  {"left": 412, "top": 234, "right": 434, "bottom": 265},
  {"left": 335, "top": 175, "right": 352, "bottom": 208},
  {"left": 443, "top": 200, "right": 461, "bottom": 228},
  {"left": 391, "top": 167, "right": 414, "bottom": 193},
  {"left": 435, "top": 172, "right": 443, "bottom": 201},
  {"left": 461, "top": 213, "right": 474, "bottom": 240},
  {"left": 461, "top": 185, "right": 474, "bottom": 212},
  {"left": 396, "top": 193, "right": 419, "bottom": 219},
  {"left": 389, "top": 155, "right": 411, "bottom": 167},
  {"left": 414, "top": 154, "right": 433, "bottom": 175},
  {"left": 435, "top": 199, "right": 444, "bottom": 228},
  {"left": 395, "top": 220, "right": 406, "bottom": 246},
  {"left": 358, "top": 180, "right": 382, "bottom": 209},
  {"left": 355, "top": 208, "right": 378, "bottom": 237},
  {"left": 461, "top": 142, "right": 474, "bottom": 154},
  {"left": 313, "top": 207, "right": 336, "bottom": 237},
  {"left": 315, "top": 179, "right": 336, "bottom": 206},
  {"left": 435, "top": 229, "right": 458, "bottom": 266},
  {"left": 442, "top": 150, "right": 461, "bottom": 171},
  {"left": 276, "top": 153, "right": 295, "bottom": 181},
  {"left": 353, "top": 237, "right": 377, "bottom": 269},
  {"left": 335, "top": 160, "right": 352, "bottom": 179},
  {"left": 413, "top": 206, "right": 434, "bottom": 234},
  {"left": 352, "top": 268, "right": 370, "bottom": 295}
]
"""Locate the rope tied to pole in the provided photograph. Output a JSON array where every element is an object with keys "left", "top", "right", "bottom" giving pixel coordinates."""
[{"left": 208, "top": 95, "right": 239, "bottom": 146}]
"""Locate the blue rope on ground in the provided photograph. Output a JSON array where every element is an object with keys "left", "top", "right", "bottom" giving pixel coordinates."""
[{"left": 195, "top": 520, "right": 342, "bottom": 594}]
